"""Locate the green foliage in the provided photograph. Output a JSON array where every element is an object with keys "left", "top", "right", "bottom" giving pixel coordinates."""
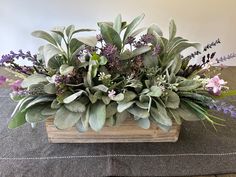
[
  {"left": 123, "top": 13, "right": 145, "bottom": 42},
  {"left": 21, "top": 74, "right": 47, "bottom": 88},
  {"left": 177, "top": 80, "right": 202, "bottom": 91},
  {"left": 63, "top": 90, "right": 86, "bottom": 104},
  {"left": 25, "top": 105, "right": 48, "bottom": 123},
  {"left": 54, "top": 106, "right": 82, "bottom": 129},
  {"left": 7, "top": 14, "right": 225, "bottom": 133},
  {"left": 89, "top": 101, "right": 106, "bottom": 131},
  {"left": 31, "top": 30, "right": 57, "bottom": 46},
  {"left": 165, "top": 90, "right": 180, "bottom": 109},
  {"left": 100, "top": 24, "right": 122, "bottom": 50},
  {"left": 117, "top": 101, "right": 135, "bottom": 113},
  {"left": 137, "top": 118, "right": 150, "bottom": 129},
  {"left": 128, "top": 105, "right": 150, "bottom": 118}
]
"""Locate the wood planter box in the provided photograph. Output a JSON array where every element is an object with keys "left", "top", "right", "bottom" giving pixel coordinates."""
[{"left": 45, "top": 118, "right": 181, "bottom": 143}]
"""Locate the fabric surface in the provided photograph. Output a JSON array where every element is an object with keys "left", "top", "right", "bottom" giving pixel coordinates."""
[{"left": 0, "top": 67, "right": 236, "bottom": 177}]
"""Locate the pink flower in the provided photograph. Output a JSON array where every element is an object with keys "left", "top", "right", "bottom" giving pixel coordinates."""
[
  {"left": 108, "top": 90, "right": 116, "bottom": 98},
  {"left": 0, "top": 76, "right": 7, "bottom": 86},
  {"left": 9, "top": 80, "right": 22, "bottom": 91},
  {"left": 206, "top": 75, "right": 227, "bottom": 95}
]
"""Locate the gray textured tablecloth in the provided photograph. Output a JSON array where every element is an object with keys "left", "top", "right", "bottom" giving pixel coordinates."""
[{"left": 1, "top": 67, "right": 236, "bottom": 177}]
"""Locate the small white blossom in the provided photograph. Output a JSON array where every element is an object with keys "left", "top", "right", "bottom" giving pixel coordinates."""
[
  {"left": 98, "top": 72, "right": 111, "bottom": 81},
  {"left": 193, "top": 75, "right": 209, "bottom": 85},
  {"left": 108, "top": 90, "right": 116, "bottom": 98}
]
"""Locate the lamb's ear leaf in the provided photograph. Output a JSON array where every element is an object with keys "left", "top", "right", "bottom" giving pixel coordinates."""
[
  {"left": 54, "top": 106, "right": 81, "bottom": 129},
  {"left": 65, "top": 25, "right": 75, "bottom": 37},
  {"left": 127, "top": 106, "right": 150, "bottom": 118},
  {"left": 63, "top": 90, "right": 85, "bottom": 104},
  {"left": 65, "top": 100, "right": 86, "bottom": 113},
  {"left": 25, "top": 105, "right": 48, "bottom": 123},
  {"left": 146, "top": 86, "right": 162, "bottom": 97},
  {"left": 165, "top": 90, "right": 180, "bottom": 109},
  {"left": 100, "top": 23, "right": 122, "bottom": 50},
  {"left": 43, "top": 44, "right": 62, "bottom": 67},
  {"left": 81, "top": 105, "right": 90, "bottom": 129},
  {"left": 41, "top": 106, "right": 57, "bottom": 116},
  {"left": 116, "top": 111, "right": 130, "bottom": 126},
  {"left": 8, "top": 111, "right": 26, "bottom": 129},
  {"left": 137, "top": 118, "right": 150, "bottom": 129},
  {"left": 106, "top": 102, "right": 117, "bottom": 118},
  {"left": 77, "top": 36, "right": 97, "bottom": 47},
  {"left": 177, "top": 80, "right": 202, "bottom": 91},
  {"left": 44, "top": 83, "right": 56, "bottom": 94},
  {"left": 89, "top": 101, "right": 106, "bottom": 131},
  {"left": 150, "top": 105, "right": 172, "bottom": 127},
  {"left": 169, "top": 19, "right": 176, "bottom": 40},
  {"left": 110, "top": 93, "right": 124, "bottom": 101},
  {"left": 113, "top": 14, "right": 122, "bottom": 34},
  {"left": 123, "top": 13, "right": 145, "bottom": 41},
  {"left": 21, "top": 74, "right": 47, "bottom": 88},
  {"left": 32, "top": 30, "right": 57, "bottom": 46},
  {"left": 8, "top": 97, "right": 36, "bottom": 129},
  {"left": 117, "top": 101, "right": 135, "bottom": 113},
  {"left": 148, "top": 24, "right": 163, "bottom": 36},
  {"left": 75, "top": 119, "right": 88, "bottom": 132}
]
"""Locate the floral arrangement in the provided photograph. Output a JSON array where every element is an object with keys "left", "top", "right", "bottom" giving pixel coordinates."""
[{"left": 1, "top": 14, "right": 236, "bottom": 132}]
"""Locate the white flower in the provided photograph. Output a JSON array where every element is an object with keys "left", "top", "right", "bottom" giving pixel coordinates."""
[
  {"left": 98, "top": 72, "right": 111, "bottom": 81},
  {"left": 108, "top": 90, "right": 116, "bottom": 98}
]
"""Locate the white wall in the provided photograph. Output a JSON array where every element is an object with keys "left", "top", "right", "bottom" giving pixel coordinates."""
[{"left": 0, "top": 0, "right": 236, "bottom": 65}]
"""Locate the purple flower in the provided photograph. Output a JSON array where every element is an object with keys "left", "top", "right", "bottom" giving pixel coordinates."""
[
  {"left": 140, "top": 34, "right": 154, "bottom": 44},
  {"left": 0, "top": 76, "right": 7, "bottom": 86},
  {"left": 0, "top": 54, "right": 14, "bottom": 65},
  {"left": 9, "top": 80, "right": 22, "bottom": 91},
  {"left": 152, "top": 44, "right": 161, "bottom": 56},
  {"left": 134, "top": 41, "right": 144, "bottom": 48},
  {"left": 54, "top": 75, "right": 70, "bottom": 85},
  {"left": 209, "top": 101, "right": 236, "bottom": 118},
  {"left": 12, "top": 90, "right": 30, "bottom": 97},
  {"left": 1, "top": 50, "right": 38, "bottom": 65},
  {"left": 215, "top": 53, "right": 236, "bottom": 63},
  {"left": 125, "top": 36, "right": 136, "bottom": 45},
  {"left": 101, "top": 44, "right": 118, "bottom": 60}
]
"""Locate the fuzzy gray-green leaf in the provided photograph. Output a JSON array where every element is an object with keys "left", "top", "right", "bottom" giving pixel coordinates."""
[
  {"left": 21, "top": 74, "right": 47, "bottom": 88},
  {"left": 128, "top": 106, "right": 149, "bottom": 118},
  {"left": 165, "top": 90, "right": 180, "bottom": 109},
  {"left": 100, "top": 23, "right": 122, "bottom": 50},
  {"left": 32, "top": 30, "right": 57, "bottom": 46},
  {"left": 169, "top": 19, "right": 176, "bottom": 40},
  {"left": 89, "top": 101, "right": 106, "bottom": 131},
  {"left": 117, "top": 101, "right": 135, "bottom": 113},
  {"left": 54, "top": 106, "right": 81, "bottom": 129},
  {"left": 65, "top": 100, "right": 86, "bottom": 113},
  {"left": 137, "top": 118, "right": 150, "bottom": 129},
  {"left": 25, "top": 105, "right": 48, "bottom": 123},
  {"left": 63, "top": 90, "right": 85, "bottom": 104},
  {"left": 177, "top": 80, "right": 202, "bottom": 91},
  {"left": 123, "top": 13, "right": 145, "bottom": 41},
  {"left": 146, "top": 86, "right": 162, "bottom": 97},
  {"left": 150, "top": 106, "right": 172, "bottom": 126}
]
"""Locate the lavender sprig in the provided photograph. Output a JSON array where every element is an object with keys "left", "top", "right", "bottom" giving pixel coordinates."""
[
  {"left": 209, "top": 101, "right": 236, "bottom": 118},
  {"left": 215, "top": 53, "right": 236, "bottom": 63},
  {"left": 187, "top": 38, "right": 221, "bottom": 59},
  {"left": 1, "top": 50, "right": 47, "bottom": 75}
]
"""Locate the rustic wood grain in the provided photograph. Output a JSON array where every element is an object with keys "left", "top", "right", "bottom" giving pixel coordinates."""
[
  {"left": 216, "top": 174, "right": 236, "bottom": 177},
  {"left": 45, "top": 118, "right": 180, "bottom": 143},
  {"left": 193, "top": 175, "right": 216, "bottom": 177}
]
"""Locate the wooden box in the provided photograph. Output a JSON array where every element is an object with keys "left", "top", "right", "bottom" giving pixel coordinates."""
[{"left": 45, "top": 118, "right": 181, "bottom": 143}]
